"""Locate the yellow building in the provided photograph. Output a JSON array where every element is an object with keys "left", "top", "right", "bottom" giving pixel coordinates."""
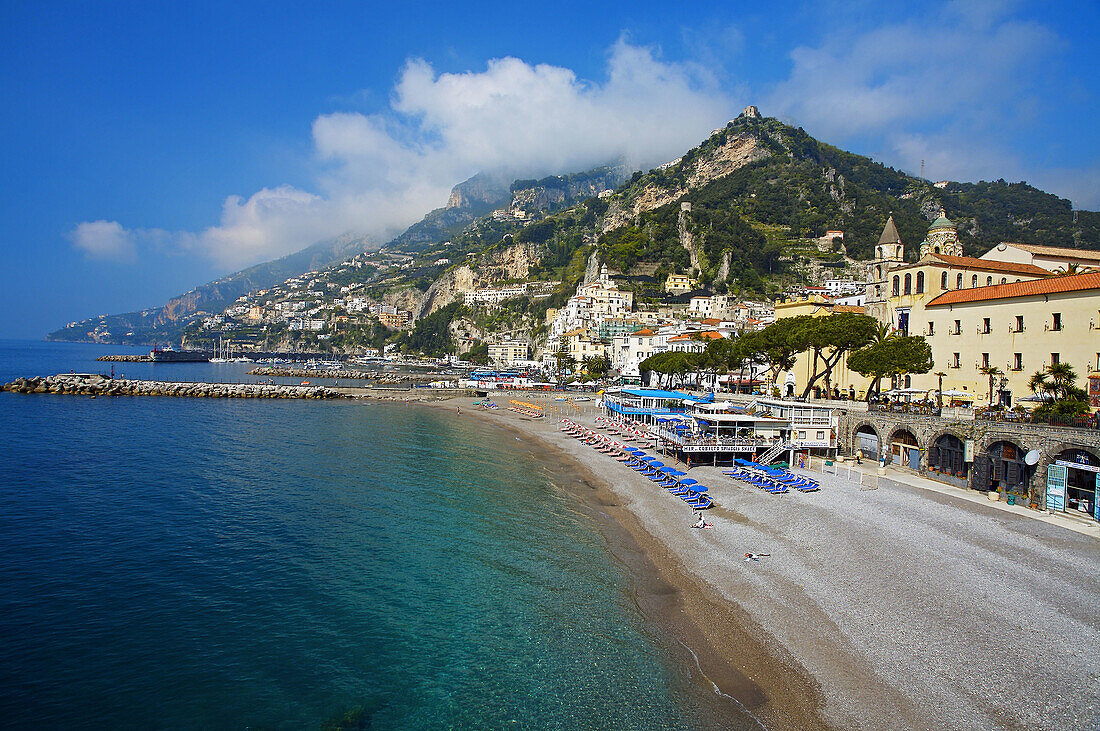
[
  {"left": 774, "top": 297, "right": 872, "bottom": 398},
  {"left": 864, "top": 212, "right": 1050, "bottom": 334},
  {"left": 561, "top": 328, "right": 607, "bottom": 363},
  {"left": 664, "top": 273, "right": 698, "bottom": 294},
  {"left": 923, "top": 271, "right": 1100, "bottom": 405}
]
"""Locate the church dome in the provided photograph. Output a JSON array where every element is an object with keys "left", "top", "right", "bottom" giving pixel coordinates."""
[{"left": 930, "top": 212, "right": 954, "bottom": 229}]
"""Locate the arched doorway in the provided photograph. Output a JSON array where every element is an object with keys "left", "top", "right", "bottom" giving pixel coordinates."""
[
  {"left": 855, "top": 425, "right": 879, "bottom": 461},
  {"left": 1054, "top": 449, "right": 1099, "bottom": 518},
  {"left": 974, "top": 441, "right": 1028, "bottom": 494},
  {"left": 930, "top": 434, "right": 967, "bottom": 479},
  {"left": 890, "top": 429, "right": 920, "bottom": 469}
]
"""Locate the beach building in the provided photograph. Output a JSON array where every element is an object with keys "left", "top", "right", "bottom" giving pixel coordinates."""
[
  {"left": 601, "top": 388, "right": 694, "bottom": 425},
  {"left": 635, "top": 395, "right": 840, "bottom": 467}
]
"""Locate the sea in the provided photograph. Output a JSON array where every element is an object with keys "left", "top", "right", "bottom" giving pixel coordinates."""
[{"left": 0, "top": 340, "right": 731, "bottom": 729}]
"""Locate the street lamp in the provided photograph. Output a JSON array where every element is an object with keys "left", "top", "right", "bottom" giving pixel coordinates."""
[{"left": 997, "top": 374, "right": 1009, "bottom": 407}]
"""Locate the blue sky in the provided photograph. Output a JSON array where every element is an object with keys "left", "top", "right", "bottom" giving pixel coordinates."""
[{"left": 1, "top": 0, "right": 1098, "bottom": 338}]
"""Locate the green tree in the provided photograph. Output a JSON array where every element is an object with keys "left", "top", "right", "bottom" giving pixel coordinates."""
[
  {"left": 582, "top": 354, "right": 611, "bottom": 379},
  {"left": 848, "top": 336, "right": 934, "bottom": 401},
  {"left": 739, "top": 318, "right": 803, "bottom": 390},
  {"left": 788, "top": 313, "right": 879, "bottom": 398}
]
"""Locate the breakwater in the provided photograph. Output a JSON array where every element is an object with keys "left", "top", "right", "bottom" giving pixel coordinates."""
[
  {"left": 96, "top": 354, "right": 153, "bottom": 362},
  {"left": 248, "top": 366, "right": 430, "bottom": 385},
  {"left": 3, "top": 374, "right": 345, "bottom": 399}
]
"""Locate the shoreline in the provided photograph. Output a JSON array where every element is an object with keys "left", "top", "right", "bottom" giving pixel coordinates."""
[
  {"left": 426, "top": 396, "right": 1100, "bottom": 731},
  {"left": 427, "top": 398, "right": 832, "bottom": 730}
]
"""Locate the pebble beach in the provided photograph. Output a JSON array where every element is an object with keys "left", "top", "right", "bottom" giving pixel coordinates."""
[{"left": 445, "top": 396, "right": 1100, "bottom": 730}]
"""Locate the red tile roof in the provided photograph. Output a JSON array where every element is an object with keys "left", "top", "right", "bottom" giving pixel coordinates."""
[
  {"left": 667, "top": 330, "right": 725, "bottom": 341},
  {"left": 929, "top": 253, "right": 1050, "bottom": 277},
  {"left": 632, "top": 328, "right": 655, "bottom": 336},
  {"left": 700, "top": 318, "right": 723, "bottom": 325},
  {"left": 926, "top": 271, "right": 1100, "bottom": 306}
]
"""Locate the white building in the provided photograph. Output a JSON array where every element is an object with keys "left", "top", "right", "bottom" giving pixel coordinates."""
[{"left": 488, "top": 340, "right": 530, "bottom": 367}]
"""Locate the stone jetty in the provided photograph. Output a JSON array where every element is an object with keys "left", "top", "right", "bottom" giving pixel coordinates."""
[
  {"left": 97, "top": 354, "right": 153, "bottom": 362},
  {"left": 2, "top": 374, "right": 345, "bottom": 399},
  {"left": 248, "top": 366, "right": 422, "bottom": 385}
]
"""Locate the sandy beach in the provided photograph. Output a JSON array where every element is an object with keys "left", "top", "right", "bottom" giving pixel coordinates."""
[{"left": 433, "top": 396, "right": 1100, "bottom": 731}]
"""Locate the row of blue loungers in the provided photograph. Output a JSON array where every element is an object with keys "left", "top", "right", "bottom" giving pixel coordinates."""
[
  {"left": 723, "top": 459, "right": 820, "bottom": 494},
  {"left": 559, "top": 419, "right": 713, "bottom": 510}
]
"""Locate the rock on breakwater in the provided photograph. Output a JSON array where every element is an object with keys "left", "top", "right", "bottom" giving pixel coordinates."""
[
  {"left": 96, "top": 354, "right": 153, "bottom": 362},
  {"left": 248, "top": 366, "right": 433, "bottom": 386},
  {"left": 3, "top": 374, "right": 345, "bottom": 399}
]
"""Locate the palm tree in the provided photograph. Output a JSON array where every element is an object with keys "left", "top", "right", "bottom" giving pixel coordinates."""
[
  {"left": 1028, "top": 370, "right": 1052, "bottom": 402},
  {"left": 980, "top": 365, "right": 1004, "bottom": 407},
  {"left": 1054, "top": 263, "right": 1081, "bottom": 276},
  {"left": 1046, "top": 362, "right": 1077, "bottom": 400},
  {"left": 934, "top": 371, "right": 946, "bottom": 407}
]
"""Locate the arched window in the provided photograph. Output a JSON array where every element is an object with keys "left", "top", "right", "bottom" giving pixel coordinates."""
[
  {"left": 1000, "top": 277, "right": 1007, "bottom": 284},
  {"left": 987, "top": 276, "right": 993, "bottom": 286},
  {"left": 957, "top": 273, "right": 963, "bottom": 288},
  {"left": 892, "top": 276, "right": 900, "bottom": 296},
  {"left": 941, "top": 272, "right": 948, "bottom": 289},
  {"left": 972, "top": 274, "right": 978, "bottom": 287},
  {"left": 916, "top": 271, "right": 925, "bottom": 294},
  {"left": 904, "top": 273, "right": 912, "bottom": 294}
]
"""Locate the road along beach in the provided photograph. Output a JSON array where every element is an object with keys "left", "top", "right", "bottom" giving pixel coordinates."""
[{"left": 443, "top": 395, "right": 1100, "bottom": 730}]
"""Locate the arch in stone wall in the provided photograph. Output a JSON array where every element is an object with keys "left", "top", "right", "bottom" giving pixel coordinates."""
[
  {"left": 885, "top": 426, "right": 921, "bottom": 468},
  {"left": 851, "top": 421, "right": 882, "bottom": 460}
]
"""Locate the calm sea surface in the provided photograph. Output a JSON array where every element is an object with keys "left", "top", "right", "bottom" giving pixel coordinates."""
[{"left": 0, "top": 340, "right": 717, "bottom": 728}]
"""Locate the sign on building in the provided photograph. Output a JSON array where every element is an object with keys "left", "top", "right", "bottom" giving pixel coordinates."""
[{"left": 1045, "top": 464, "right": 1067, "bottom": 512}]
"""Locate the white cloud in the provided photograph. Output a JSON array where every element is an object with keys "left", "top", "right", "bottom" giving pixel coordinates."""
[
  {"left": 768, "top": 16, "right": 1058, "bottom": 140},
  {"left": 75, "top": 40, "right": 739, "bottom": 271},
  {"left": 69, "top": 220, "right": 135, "bottom": 259}
]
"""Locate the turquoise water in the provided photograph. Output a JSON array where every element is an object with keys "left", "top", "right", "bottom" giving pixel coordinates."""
[{"left": 0, "top": 341, "right": 728, "bottom": 728}]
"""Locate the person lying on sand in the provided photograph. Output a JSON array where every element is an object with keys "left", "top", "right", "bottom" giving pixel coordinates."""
[
  {"left": 692, "top": 514, "right": 713, "bottom": 529},
  {"left": 744, "top": 553, "right": 770, "bottom": 561}
]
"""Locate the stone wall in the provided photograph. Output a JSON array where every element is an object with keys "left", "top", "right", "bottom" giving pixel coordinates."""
[{"left": 838, "top": 409, "right": 1100, "bottom": 505}]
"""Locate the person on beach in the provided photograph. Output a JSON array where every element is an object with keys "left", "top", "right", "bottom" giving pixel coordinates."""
[
  {"left": 856, "top": 449, "right": 863, "bottom": 465},
  {"left": 744, "top": 553, "right": 770, "bottom": 561}
]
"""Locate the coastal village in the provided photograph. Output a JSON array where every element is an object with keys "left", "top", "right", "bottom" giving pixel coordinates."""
[{"left": 11, "top": 101, "right": 1100, "bottom": 728}]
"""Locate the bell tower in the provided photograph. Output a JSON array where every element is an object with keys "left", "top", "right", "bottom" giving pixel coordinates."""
[{"left": 871, "top": 215, "right": 904, "bottom": 282}]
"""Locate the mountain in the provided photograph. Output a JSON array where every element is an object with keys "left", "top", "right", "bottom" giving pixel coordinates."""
[
  {"left": 48, "top": 165, "right": 631, "bottom": 345},
  {"left": 52, "top": 110, "right": 1098, "bottom": 349},
  {"left": 47, "top": 233, "right": 376, "bottom": 345}
]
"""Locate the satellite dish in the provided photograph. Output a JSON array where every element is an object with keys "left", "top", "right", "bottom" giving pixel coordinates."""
[{"left": 1024, "top": 450, "right": 1041, "bottom": 466}]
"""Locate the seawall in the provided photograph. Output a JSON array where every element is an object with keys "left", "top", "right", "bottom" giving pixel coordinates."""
[{"left": 3, "top": 374, "right": 345, "bottom": 399}]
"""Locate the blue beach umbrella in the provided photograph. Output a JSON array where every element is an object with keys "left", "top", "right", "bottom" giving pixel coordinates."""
[
  {"left": 689, "top": 484, "right": 709, "bottom": 492},
  {"left": 678, "top": 478, "right": 698, "bottom": 486}
]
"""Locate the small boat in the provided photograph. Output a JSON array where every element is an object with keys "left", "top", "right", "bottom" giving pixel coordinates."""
[{"left": 300, "top": 380, "right": 311, "bottom": 385}]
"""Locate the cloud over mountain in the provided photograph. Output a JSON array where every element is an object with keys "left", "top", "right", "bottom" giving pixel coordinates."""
[{"left": 73, "top": 40, "right": 737, "bottom": 269}]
